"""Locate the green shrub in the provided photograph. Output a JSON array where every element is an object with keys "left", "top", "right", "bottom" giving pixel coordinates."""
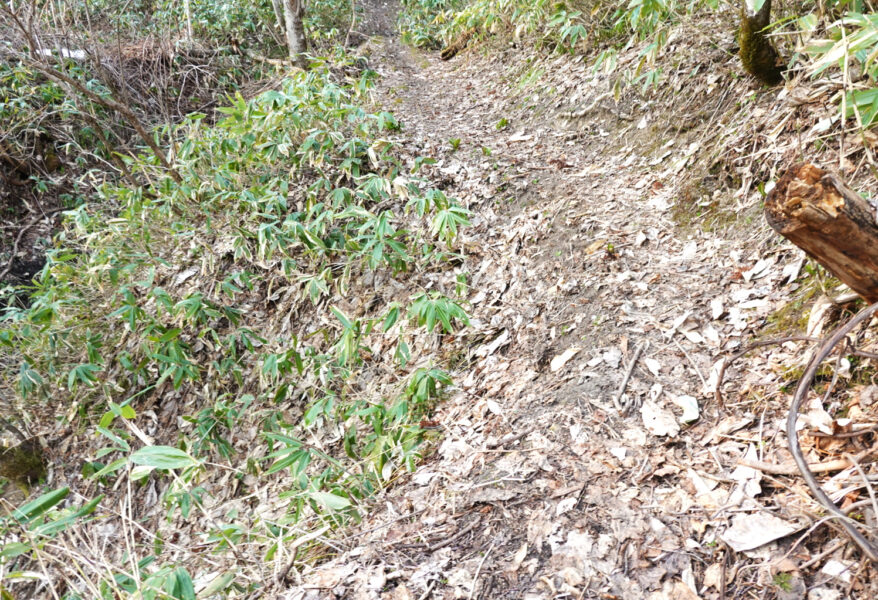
[{"left": 1, "top": 64, "right": 470, "bottom": 594}]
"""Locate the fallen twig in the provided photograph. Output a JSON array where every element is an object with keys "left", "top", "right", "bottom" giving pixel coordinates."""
[
  {"left": 713, "top": 336, "right": 819, "bottom": 409},
  {"left": 787, "top": 301, "right": 878, "bottom": 561},
  {"left": 416, "top": 581, "right": 436, "bottom": 600},
  {"left": 615, "top": 342, "right": 647, "bottom": 413},
  {"left": 468, "top": 541, "right": 495, "bottom": 600},
  {"left": 427, "top": 519, "right": 479, "bottom": 552},
  {"left": 798, "top": 539, "right": 848, "bottom": 570},
  {"left": 738, "top": 450, "right": 873, "bottom": 476},
  {"left": 484, "top": 426, "right": 535, "bottom": 450},
  {"left": 673, "top": 337, "right": 707, "bottom": 391}
]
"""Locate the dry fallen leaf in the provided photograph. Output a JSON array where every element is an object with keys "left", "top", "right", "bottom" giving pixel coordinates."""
[
  {"left": 641, "top": 399, "right": 680, "bottom": 437},
  {"left": 550, "top": 347, "right": 581, "bottom": 372},
  {"left": 721, "top": 513, "right": 800, "bottom": 552},
  {"left": 509, "top": 543, "right": 528, "bottom": 572}
]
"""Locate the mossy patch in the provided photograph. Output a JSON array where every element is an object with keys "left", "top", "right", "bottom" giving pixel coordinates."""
[
  {"left": 671, "top": 175, "right": 750, "bottom": 234},
  {"left": 762, "top": 281, "right": 821, "bottom": 338},
  {"left": 0, "top": 439, "right": 46, "bottom": 492}
]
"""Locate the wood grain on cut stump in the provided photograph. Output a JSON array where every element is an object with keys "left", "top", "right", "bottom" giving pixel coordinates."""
[{"left": 765, "top": 163, "right": 878, "bottom": 302}]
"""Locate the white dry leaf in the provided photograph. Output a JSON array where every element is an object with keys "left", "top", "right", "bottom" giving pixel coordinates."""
[
  {"left": 439, "top": 438, "right": 471, "bottom": 461},
  {"left": 307, "top": 564, "right": 357, "bottom": 589},
  {"left": 476, "top": 329, "right": 510, "bottom": 357},
  {"left": 174, "top": 267, "right": 198, "bottom": 286},
  {"left": 702, "top": 563, "right": 724, "bottom": 590},
  {"left": 808, "top": 588, "right": 842, "bottom": 600},
  {"left": 649, "top": 382, "right": 663, "bottom": 401},
  {"left": 411, "top": 469, "right": 436, "bottom": 486},
  {"left": 782, "top": 257, "right": 804, "bottom": 284},
  {"left": 806, "top": 295, "right": 834, "bottom": 337},
  {"left": 366, "top": 566, "right": 387, "bottom": 592},
  {"left": 837, "top": 357, "right": 852, "bottom": 378},
  {"left": 644, "top": 357, "right": 662, "bottom": 377},
  {"left": 702, "top": 415, "right": 754, "bottom": 444},
  {"left": 569, "top": 423, "right": 589, "bottom": 455},
  {"left": 710, "top": 297, "right": 725, "bottom": 320},
  {"left": 486, "top": 399, "right": 503, "bottom": 415},
  {"left": 743, "top": 256, "right": 776, "bottom": 282},
  {"left": 671, "top": 154, "right": 691, "bottom": 174},
  {"left": 559, "top": 567, "right": 584, "bottom": 587},
  {"left": 510, "top": 543, "right": 528, "bottom": 572},
  {"left": 738, "top": 298, "right": 770, "bottom": 310},
  {"left": 704, "top": 359, "right": 723, "bottom": 396},
  {"left": 681, "top": 566, "right": 698, "bottom": 598},
  {"left": 688, "top": 469, "right": 718, "bottom": 495},
  {"left": 811, "top": 116, "right": 835, "bottom": 134},
  {"left": 682, "top": 329, "right": 704, "bottom": 344},
  {"left": 609, "top": 447, "right": 627, "bottom": 460},
  {"left": 721, "top": 513, "right": 800, "bottom": 552},
  {"left": 821, "top": 559, "right": 854, "bottom": 583},
  {"left": 681, "top": 241, "right": 697, "bottom": 261},
  {"left": 648, "top": 195, "right": 671, "bottom": 211},
  {"left": 551, "top": 347, "right": 581, "bottom": 372},
  {"left": 668, "top": 311, "right": 693, "bottom": 336},
  {"left": 799, "top": 395, "right": 834, "bottom": 435},
  {"left": 602, "top": 347, "right": 622, "bottom": 368},
  {"left": 446, "top": 566, "right": 474, "bottom": 591},
  {"left": 623, "top": 426, "right": 648, "bottom": 446},
  {"left": 726, "top": 306, "right": 749, "bottom": 331},
  {"left": 635, "top": 231, "right": 647, "bottom": 246},
  {"left": 556, "top": 496, "right": 578, "bottom": 516},
  {"left": 641, "top": 398, "right": 680, "bottom": 437},
  {"left": 730, "top": 288, "right": 754, "bottom": 303},
  {"left": 508, "top": 130, "right": 533, "bottom": 142},
  {"left": 731, "top": 444, "right": 763, "bottom": 498},
  {"left": 702, "top": 324, "right": 721, "bottom": 346},
  {"left": 671, "top": 394, "right": 700, "bottom": 423}
]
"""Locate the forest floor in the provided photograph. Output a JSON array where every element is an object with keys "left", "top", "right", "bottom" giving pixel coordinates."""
[
  {"left": 287, "top": 2, "right": 878, "bottom": 600},
  {"left": 5, "top": 2, "right": 878, "bottom": 599}
]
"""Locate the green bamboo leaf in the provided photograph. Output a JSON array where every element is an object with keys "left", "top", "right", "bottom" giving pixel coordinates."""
[
  {"left": 0, "top": 542, "right": 29, "bottom": 559},
  {"left": 33, "top": 495, "right": 103, "bottom": 536},
  {"left": 310, "top": 491, "right": 351, "bottom": 511},
  {"left": 10, "top": 487, "right": 69, "bottom": 523},
  {"left": 130, "top": 446, "right": 199, "bottom": 470},
  {"left": 165, "top": 567, "right": 196, "bottom": 600}
]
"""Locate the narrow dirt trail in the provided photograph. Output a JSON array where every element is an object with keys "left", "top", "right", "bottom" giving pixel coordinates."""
[{"left": 294, "top": 6, "right": 817, "bottom": 599}]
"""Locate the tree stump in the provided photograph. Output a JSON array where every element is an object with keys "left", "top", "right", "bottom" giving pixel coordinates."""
[{"left": 765, "top": 163, "right": 878, "bottom": 302}]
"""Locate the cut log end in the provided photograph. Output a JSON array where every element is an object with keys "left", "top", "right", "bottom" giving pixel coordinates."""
[{"left": 765, "top": 163, "right": 878, "bottom": 303}]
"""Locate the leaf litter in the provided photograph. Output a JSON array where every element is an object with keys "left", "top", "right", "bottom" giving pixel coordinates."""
[{"left": 279, "top": 3, "right": 878, "bottom": 599}]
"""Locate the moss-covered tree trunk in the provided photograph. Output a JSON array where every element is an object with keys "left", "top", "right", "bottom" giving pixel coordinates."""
[{"left": 740, "top": 0, "right": 783, "bottom": 85}]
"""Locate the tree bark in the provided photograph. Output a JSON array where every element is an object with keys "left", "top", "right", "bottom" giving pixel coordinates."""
[
  {"left": 271, "top": 0, "right": 285, "bottom": 31},
  {"left": 281, "top": 0, "right": 308, "bottom": 68},
  {"left": 739, "top": 0, "right": 783, "bottom": 85},
  {"left": 765, "top": 163, "right": 878, "bottom": 302}
]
